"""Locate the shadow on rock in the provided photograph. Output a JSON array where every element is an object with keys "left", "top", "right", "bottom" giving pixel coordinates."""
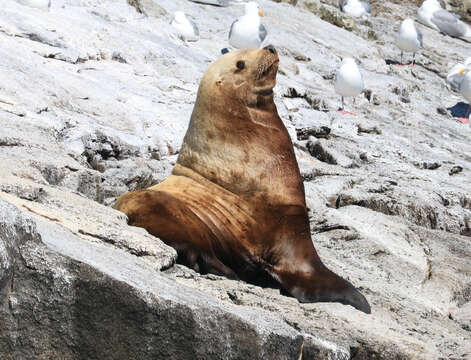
[{"left": 385, "top": 59, "right": 414, "bottom": 66}]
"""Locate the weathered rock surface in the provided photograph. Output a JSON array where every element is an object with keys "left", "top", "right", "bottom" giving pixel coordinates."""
[
  {"left": 0, "top": 198, "right": 334, "bottom": 359},
  {"left": 0, "top": 0, "right": 470, "bottom": 358}
]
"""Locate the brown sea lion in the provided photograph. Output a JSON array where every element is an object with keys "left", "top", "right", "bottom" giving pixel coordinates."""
[{"left": 114, "top": 45, "right": 371, "bottom": 314}]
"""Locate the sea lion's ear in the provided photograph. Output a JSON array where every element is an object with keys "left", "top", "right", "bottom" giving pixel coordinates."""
[{"left": 216, "top": 78, "right": 224, "bottom": 87}]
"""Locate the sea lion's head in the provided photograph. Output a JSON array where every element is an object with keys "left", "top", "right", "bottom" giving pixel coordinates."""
[{"left": 198, "top": 45, "right": 279, "bottom": 110}]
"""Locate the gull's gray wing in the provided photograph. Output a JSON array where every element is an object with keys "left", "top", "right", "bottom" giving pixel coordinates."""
[
  {"left": 189, "top": 18, "right": 199, "bottom": 37},
  {"left": 259, "top": 23, "right": 267, "bottom": 43},
  {"left": 417, "top": 26, "right": 423, "bottom": 47},
  {"left": 340, "top": 0, "right": 348, "bottom": 11},
  {"left": 228, "top": 19, "right": 237, "bottom": 39},
  {"left": 361, "top": 1, "right": 371, "bottom": 14},
  {"left": 431, "top": 9, "right": 467, "bottom": 37},
  {"left": 447, "top": 73, "right": 464, "bottom": 91}
]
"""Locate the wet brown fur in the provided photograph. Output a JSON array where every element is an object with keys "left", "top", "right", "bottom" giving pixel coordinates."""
[{"left": 114, "top": 47, "right": 371, "bottom": 313}]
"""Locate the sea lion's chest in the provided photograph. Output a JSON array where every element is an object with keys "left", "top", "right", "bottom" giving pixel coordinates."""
[{"left": 177, "top": 108, "right": 305, "bottom": 208}]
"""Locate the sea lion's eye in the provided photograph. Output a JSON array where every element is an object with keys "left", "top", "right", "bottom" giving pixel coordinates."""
[{"left": 236, "top": 61, "right": 245, "bottom": 70}]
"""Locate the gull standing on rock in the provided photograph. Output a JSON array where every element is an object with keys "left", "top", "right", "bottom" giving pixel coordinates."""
[
  {"left": 228, "top": 1, "right": 267, "bottom": 49},
  {"left": 171, "top": 11, "right": 200, "bottom": 42},
  {"left": 395, "top": 19, "right": 423, "bottom": 65},
  {"left": 447, "top": 58, "right": 471, "bottom": 91},
  {"left": 340, "top": 0, "right": 371, "bottom": 17},
  {"left": 334, "top": 58, "right": 364, "bottom": 114},
  {"left": 453, "top": 67, "right": 471, "bottom": 124},
  {"left": 15, "top": 0, "right": 51, "bottom": 10},
  {"left": 417, "top": 0, "right": 471, "bottom": 38}
]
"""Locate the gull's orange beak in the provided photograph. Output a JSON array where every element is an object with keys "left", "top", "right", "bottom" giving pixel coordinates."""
[
  {"left": 259, "top": 10, "right": 264, "bottom": 17},
  {"left": 458, "top": 68, "right": 468, "bottom": 75}
]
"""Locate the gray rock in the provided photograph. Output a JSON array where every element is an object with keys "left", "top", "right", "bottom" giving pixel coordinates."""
[
  {"left": 188, "top": 0, "right": 230, "bottom": 6},
  {"left": 127, "top": 0, "right": 167, "bottom": 17},
  {"left": 307, "top": 137, "right": 354, "bottom": 167},
  {"left": 0, "top": 0, "right": 471, "bottom": 358},
  {"left": 0, "top": 198, "right": 352, "bottom": 359}
]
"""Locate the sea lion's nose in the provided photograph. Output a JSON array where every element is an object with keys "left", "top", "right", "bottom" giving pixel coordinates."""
[{"left": 264, "top": 45, "right": 277, "bottom": 55}]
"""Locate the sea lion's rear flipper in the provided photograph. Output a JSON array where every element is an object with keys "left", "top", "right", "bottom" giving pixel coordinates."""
[
  {"left": 273, "top": 265, "right": 371, "bottom": 314},
  {"left": 266, "top": 211, "right": 371, "bottom": 314}
]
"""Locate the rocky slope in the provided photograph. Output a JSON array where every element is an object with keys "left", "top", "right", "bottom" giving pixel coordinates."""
[{"left": 0, "top": 0, "right": 470, "bottom": 358}]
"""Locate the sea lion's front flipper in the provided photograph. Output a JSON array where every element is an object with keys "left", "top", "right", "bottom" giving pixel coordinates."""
[
  {"left": 114, "top": 187, "right": 251, "bottom": 280},
  {"left": 114, "top": 189, "right": 239, "bottom": 278}
]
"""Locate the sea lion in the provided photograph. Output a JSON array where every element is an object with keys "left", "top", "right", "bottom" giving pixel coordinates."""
[{"left": 114, "top": 45, "right": 371, "bottom": 314}]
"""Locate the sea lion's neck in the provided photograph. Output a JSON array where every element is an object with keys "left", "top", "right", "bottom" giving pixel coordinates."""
[
  {"left": 175, "top": 102, "right": 306, "bottom": 208},
  {"left": 246, "top": 103, "right": 281, "bottom": 129}
]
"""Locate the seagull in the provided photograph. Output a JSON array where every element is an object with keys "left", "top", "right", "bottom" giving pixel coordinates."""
[
  {"left": 340, "top": 0, "right": 371, "bottom": 17},
  {"left": 417, "top": 0, "right": 442, "bottom": 29},
  {"left": 15, "top": 0, "right": 51, "bottom": 10},
  {"left": 171, "top": 11, "right": 200, "bottom": 42},
  {"left": 334, "top": 58, "right": 364, "bottom": 114},
  {"left": 447, "top": 58, "right": 471, "bottom": 91},
  {"left": 228, "top": 1, "right": 267, "bottom": 49},
  {"left": 454, "top": 67, "right": 471, "bottom": 123},
  {"left": 417, "top": 0, "right": 471, "bottom": 38},
  {"left": 395, "top": 19, "right": 423, "bottom": 65}
]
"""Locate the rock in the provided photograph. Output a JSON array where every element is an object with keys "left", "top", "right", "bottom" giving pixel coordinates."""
[
  {"left": 305, "top": 2, "right": 356, "bottom": 32},
  {"left": 307, "top": 137, "right": 354, "bottom": 167},
  {"left": 451, "top": 303, "right": 471, "bottom": 332},
  {"left": 0, "top": 198, "right": 354, "bottom": 359},
  {"left": 449, "top": 166, "right": 463, "bottom": 176},
  {"left": 415, "top": 162, "right": 442, "bottom": 170},
  {"left": 0, "top": 199, "right": 39, "bottom": 296},
  {"left": 126, "top": 0, "right": 167, "bottom": 17},
  {"left": 1, "top": 0, "right": 471, "bottom": 357},
  {"left": 296, "top": 125, "right": 331, "bottom": 140},
  {"left": 188, "top": 0, "right": 230, "bottom": 6},
  {"left": 272, "top": 0, "right": 298, "bottom": 5},
  {"left": 357, "top": 124, "right": 382, "bottom": 135}
]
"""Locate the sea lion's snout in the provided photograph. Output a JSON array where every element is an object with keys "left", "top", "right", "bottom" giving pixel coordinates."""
[{"left": 252, "top": 46, "right": 279, "bottom": 97}]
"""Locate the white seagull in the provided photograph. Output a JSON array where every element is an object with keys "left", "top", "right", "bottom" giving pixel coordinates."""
[
  {"left": 417, "top": 0, "right": 471, "bottom": 38},
  {"left": 171, "top": 11, "right": 200, "bottom": 42},
  {"left": 228, "top": 1, "right": 267, "bottom": 49},
  {"left": 395, "top": 19, "right": 423, "bottom": 65},
  {"left": 340, "top": 0, "right": 371, "bottom": 17},
  {"left": 334, "top": 58, "right": 364, "bottom": 114},
  {"left": 447, "top": 58, "right": 471, "bottom": 91}
]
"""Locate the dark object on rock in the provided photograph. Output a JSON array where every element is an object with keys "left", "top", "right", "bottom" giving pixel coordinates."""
[
  {"left": 449, "top": 165, "right": 463, "bottom": 175},
  {"left": 307, "top": 138, "right": 337, "bottom": 165},
  {"left": 188, "top": 0, "right": 230, "bottom": 6},
  {"left": 272, "top": 0, "right": 298, "bottom": 5},
  {"left": 221, "top": 48, "right": 229, "bottom": 55},
  {"left": 126, "top": 0, "right": 167, "bottom": 17},
  {"left": 417, "top": 162, "right": 442, "bottom": 170},
  {"left": 296, "top": 126, "right": 331, "bottom": 140},
  {"left": 294, "top": 54, "right": 311, "bottom": 61},
  {"left": 436, "top": 107, "right": 447, "bottom": 115},
  {"left": 358, "top": 125, "right": 382, "bottom": 135}
]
